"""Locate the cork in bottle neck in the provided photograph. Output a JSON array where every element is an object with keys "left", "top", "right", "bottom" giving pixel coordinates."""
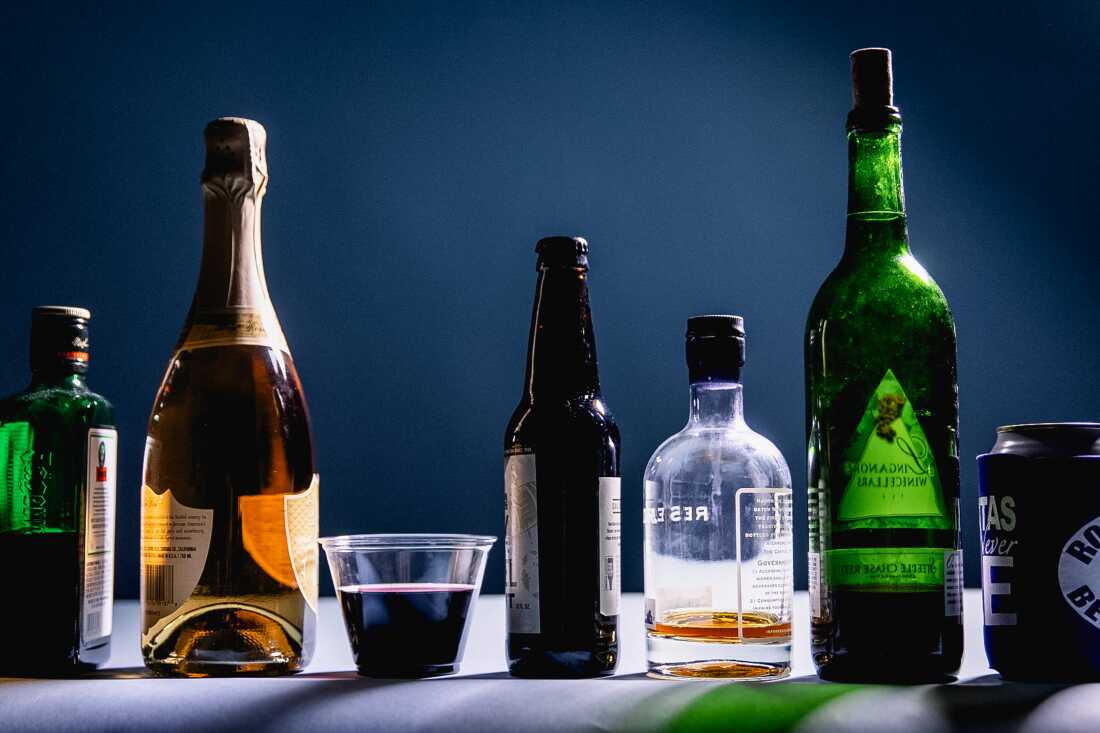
[{"left": 847, "top": 48, "right": 901, "bottom": 130}]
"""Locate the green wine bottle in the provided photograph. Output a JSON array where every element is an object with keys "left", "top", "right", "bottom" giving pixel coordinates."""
[
  {"left": 805, "top": 48, "right": 962, "bottom": 682},
  {"left": 0, "top": 306, "right": 116, "bottom": 673}
]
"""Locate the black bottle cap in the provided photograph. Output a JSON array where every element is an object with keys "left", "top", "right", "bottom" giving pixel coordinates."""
[
  {"left": 848, "top": 48, "right": 901, "bottom": 129},
  {"left": 30, "top": 306, "right": 91, "bottom": 373},
  {"left": 686, "top": 314, "right": 745, "bottom": 383},
  {"left": 536, "top": 236, "right": 589, "bottom": 269}
]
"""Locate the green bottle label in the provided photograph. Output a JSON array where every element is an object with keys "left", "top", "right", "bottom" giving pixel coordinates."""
[
  {"left": 837, "top": 369, "right": 945, "bottom": 522},
  {"left": 826, "top": 547, "right": 950, "bottom": 589},
  {"left": 0, "top": 422, "right": 33, "bottom": 532}
]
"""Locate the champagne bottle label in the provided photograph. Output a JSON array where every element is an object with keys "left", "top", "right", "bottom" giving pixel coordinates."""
[
  {"left": 140, "top": 486, "right": 214, "bottom": 631},
  {"left": 82, "top": 428, "right": 116, "bottom": 642},
  {"left": 239, "top": 475, "right": 319, "bottom": 611},
  {"left": 838, "top": 369, "right": 945, "bottom": 521},
  {"left": 599, "top": 477, "right": 621, "bottom": 617},
  {"left": 175, "top": 307, "right": 289, "bottom": 355},
  {"left": 504, "top": 452, "right": 540, "bottom": 634}
]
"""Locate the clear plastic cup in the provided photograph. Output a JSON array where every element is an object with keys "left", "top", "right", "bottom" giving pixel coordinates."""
[{"left": 319, "top": 534, "right": 496, "bottom": 678}]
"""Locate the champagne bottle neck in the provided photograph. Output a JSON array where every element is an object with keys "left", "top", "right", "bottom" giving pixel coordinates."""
[
  {"left": 176, "top": 187, "right": 289, "bottom": 355},
  {"left": 192, "top": 193, "right": 273, "bottom": 311},
  {"left": 844, "top": 123, "right": 910, "bottom": 257},
  {"left": 524, "top": 266, "right": 601, "bottom": 402}
]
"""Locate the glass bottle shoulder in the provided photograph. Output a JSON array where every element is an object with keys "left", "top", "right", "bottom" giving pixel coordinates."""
[
  {"left": 807, "top": 246, "right": 954, "bottom": 339},
  {"left": 644, "top": 423, "right": 791, "bottom": 490},
  {"left": 505, "top": 394, "right": 619, "bottom": 449},
  {"left": 1, "top": 380, "right": 113, "bottom": 428}
]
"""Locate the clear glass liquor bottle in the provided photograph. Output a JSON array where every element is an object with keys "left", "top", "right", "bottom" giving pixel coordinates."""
[
  {"left": 644, "top": 316, "right": 793, "bottom": 680},
  {"left": 140, "top": 118, "right": 318, "bottom": 676}
]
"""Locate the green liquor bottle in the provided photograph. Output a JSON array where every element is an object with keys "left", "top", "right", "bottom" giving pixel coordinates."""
[
  {"left": 805, "top": 49, "right": 962, "bottom": 682},
  {"left": 0, "top": 307, "right": 117, "bottom": 673}
]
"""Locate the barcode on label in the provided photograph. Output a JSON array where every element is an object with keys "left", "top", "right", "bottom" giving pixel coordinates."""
[
  {"left": 144, "top": 564, "right": 174, "bottom": 604},
  {"left": 84, "top": 612, "right": 102, "bottom": 638}
]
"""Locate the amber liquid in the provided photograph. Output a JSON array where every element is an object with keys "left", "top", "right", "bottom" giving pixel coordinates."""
[
  {"left": 141, "top": 344, "right": 315, "bottom": 677},
  {"left": 651, "top": 609, "right": 791, "bottom": 643}
]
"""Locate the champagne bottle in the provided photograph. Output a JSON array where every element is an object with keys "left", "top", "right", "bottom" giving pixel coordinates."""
[
  {"left": 140, "top": 118, "right": 318, "bottom": 676},
  {"left": 805, "top": 49, "right": 962, "bottom": 682}
]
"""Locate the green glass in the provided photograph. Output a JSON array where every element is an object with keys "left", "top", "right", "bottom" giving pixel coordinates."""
[
  {"left": 0, "top": 315, "right": 116, "bottom": 673},
  {"left": 805, "top": 87, "right": 962, "bottom": 679}
]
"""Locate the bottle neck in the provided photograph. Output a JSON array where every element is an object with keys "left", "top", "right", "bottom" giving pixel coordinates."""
[
  {"left": 844, "top": 122, "right": 910, "bottom": 257},
  {"left": 688, "top": 381, "right": 744, "bottom": 427},
  {"left": 192, "top": 192, "right": 274, "bottom": 311},
  {"left": 29, "top": 369, "right": 86, "bottom": 390},
  {"left": 523, "top": 266, "right": 600, "bottom": 402}
]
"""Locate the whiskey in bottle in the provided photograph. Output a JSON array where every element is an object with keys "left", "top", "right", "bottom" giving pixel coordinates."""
[
  {"left": 504, "top": 236, "right": 621, "bottom": 678},
  {"left": 805, "top": 49, "right": 962, "bottom": 682},
  {"left": 644, "top": 316, "right": 793, "bottom": 680},
  {"left": 140, "top": 118, "right": 319, "bottom": 676},
  {"left": 0, "top": 307, "right": 116, "bottom": 673}
]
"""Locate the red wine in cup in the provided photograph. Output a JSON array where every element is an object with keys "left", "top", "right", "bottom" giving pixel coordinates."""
[{"left": 338, "top": 583, "right": 476, "bottom": 677}]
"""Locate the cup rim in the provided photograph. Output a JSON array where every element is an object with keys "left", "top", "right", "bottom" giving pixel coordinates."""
[{"left": 319, "top": 533, "right": 497, "bottom": 551}]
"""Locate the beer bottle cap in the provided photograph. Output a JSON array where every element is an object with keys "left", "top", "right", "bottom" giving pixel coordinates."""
[{"left": 535, "top": 236, "right": 589, "bottom": 269}]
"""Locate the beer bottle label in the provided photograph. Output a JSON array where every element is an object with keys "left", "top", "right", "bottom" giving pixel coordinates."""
[
  {"left": 599, "top": 477, "right": 621, "bottom": 617},
  {"left": 504, "top": 453, "right": 540, "bottom": 633},
  {"left": 837, "top": 369, "right": 945, "bottom": 522}
]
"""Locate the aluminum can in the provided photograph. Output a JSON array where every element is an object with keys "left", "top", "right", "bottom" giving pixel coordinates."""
[{"left": 977, "top": 423, "right": 1100, "bottom": 680}]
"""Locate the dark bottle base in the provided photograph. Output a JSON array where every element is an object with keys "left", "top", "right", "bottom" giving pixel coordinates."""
[
  {"left": 0, "top": 532, "right": 111, "bottom": 676},
  {"left": 508, "top": 637, "right": 617, "bottom": 678},
  {"left": 813, "top": 590, "right": 963, "bottom": 684},
  {"left": 357, "top": 663, "right": 458, "bottom": 679},
  {"left": 814, "top": 652, "right": 958, "bottom": 684},
  {"left": 0, "top": 641, "right": 109, "bottom": 678}
]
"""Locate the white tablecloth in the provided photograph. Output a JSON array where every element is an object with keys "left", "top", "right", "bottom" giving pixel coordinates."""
[{"left": 1, "top": 591, "right": 1096, "bottom": 733}]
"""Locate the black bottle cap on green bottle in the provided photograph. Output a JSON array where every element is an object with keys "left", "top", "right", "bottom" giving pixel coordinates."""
[
  {"left": 848, "top": 47, "right": 902, "bottom": 130},
  {"left": 30, "top": 306, "right": 91, "bottom": 373},
  {"left": 535, "top": 236, "right": 589, "bottom": 269},
  {"left": 686, "top": 315, "right": 744, "bottom": 383}
]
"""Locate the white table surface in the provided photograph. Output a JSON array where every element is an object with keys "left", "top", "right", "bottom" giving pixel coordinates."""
[{"left": 0, "top": 591, "right": 1096, "bottom": 733}]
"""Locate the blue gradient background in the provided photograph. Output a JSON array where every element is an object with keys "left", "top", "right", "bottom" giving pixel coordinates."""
[{"left": 1, "top": 1, "right": 1098, "bottom": 598}]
